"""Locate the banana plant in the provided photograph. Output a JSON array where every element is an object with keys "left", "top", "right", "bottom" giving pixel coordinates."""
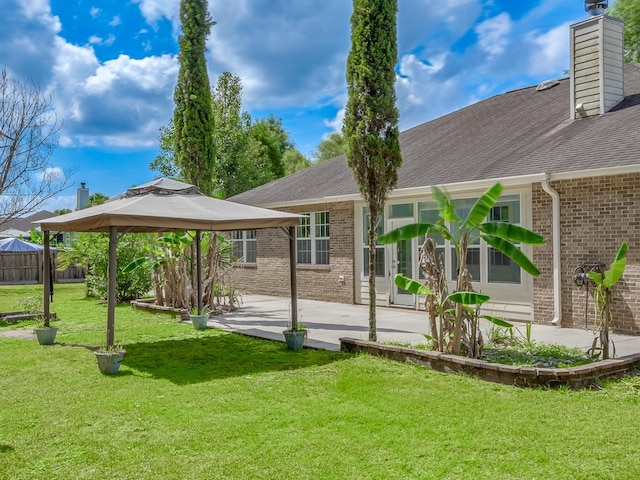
[
  {"left": 587, "top": 242, "right": 628, "bottom": 359},
  {"left": 395, "top": 273, "right": 513, "bottom": 356},
  {"left": 379, "top": 183, "right": 545, "bottom": 356}
]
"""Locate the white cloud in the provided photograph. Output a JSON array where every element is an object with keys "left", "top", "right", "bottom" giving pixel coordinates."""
[
  {"left": 42, "top": 194, "right": 76, "bottom": 213},
  {"left": 133, "top": 0, "right": 180, "bottom": 29},
  {"left": 526, "top": 22, "right": 572, "bottom": 77},
  {"left": 109, "top": 16, "right": 122, "bottom": 27},
  {"left": 37, "top": 167, "right": 66, "bottom": 183},
  {"left": 325, "top": 108, "right": 345, "bottom": 133},
  {"left": 475, "top": 13, "right": 513, "bottom": 57},
  {"left": 90, "top": 7, "right": 100, "bottom": 18}
]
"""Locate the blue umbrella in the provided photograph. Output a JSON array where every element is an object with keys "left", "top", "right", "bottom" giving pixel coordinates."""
[{"left": 0, "top": 237, "right": 45, "bottom": 252}]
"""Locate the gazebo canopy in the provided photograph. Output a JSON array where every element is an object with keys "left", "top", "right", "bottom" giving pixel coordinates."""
[
  {"left": 35, "top": 178, "right": 301, "bottom": 349},
  {"left": 38, "top": 178, "right": 301, "bottom": 233}
]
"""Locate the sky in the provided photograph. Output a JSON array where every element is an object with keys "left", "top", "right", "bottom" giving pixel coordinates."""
[{"left": 1, "top": 0, "right": 598, "bottom": 212}]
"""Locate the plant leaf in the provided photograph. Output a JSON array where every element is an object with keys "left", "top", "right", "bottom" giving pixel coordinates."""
[
  {"left": 482, "top": 235, "right": 540, "bottom": 277},
  {"left": 481, "top": 315, "right": 513, "bottom": 328},
  {"left": 587, "top": 271, "right": 604, "bottom": 285},
  {"left": 122, "top": 257, "right": 147, "bottom": 274},
  {"left": 603, "top": 257, "right": 627, "bottom": 288},
  {"left": 378, "top": 223, "right": 448, "bottom": 244},
  {"left": 478, "top": 222, "right": 546, "bottom": 245},
  {"left": 432, "top": 185, "right": 460, "bottom": 224},
  {"left": 461, "top": 183, "right": 502, "bottom": 230},
  {"left": 614, "top": 242, "right": 628, "bottom": 263},
  {"left": 447, "top": 291, "right": 490, "bottom": 305},
  {"left": 394, "top": 274, "right": 434, "bottom": 296}
]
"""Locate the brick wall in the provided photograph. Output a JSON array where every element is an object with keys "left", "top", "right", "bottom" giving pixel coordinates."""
[
  {"left": 233, "top": 201, "right": 356, "bottom": 304},
  {"left": 532, "top": 173, "right": 640, "bottom": 334}
]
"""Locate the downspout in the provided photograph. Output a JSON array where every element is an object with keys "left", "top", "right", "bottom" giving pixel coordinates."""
[{"left": 541, "top": 175, "right": 562, "bottom": 325}]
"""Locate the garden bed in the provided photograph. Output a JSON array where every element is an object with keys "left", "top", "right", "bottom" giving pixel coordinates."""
[
  {"left": 0, "top": 311, "right": 56, "bottom": 324},
  {"left": 340, "top": 337, "right": 640, "bottom": 389}
]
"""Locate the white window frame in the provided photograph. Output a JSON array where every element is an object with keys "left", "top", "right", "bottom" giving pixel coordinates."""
[
  {"left": 419, "top": 195, "right": 524, "bottom": 286},
  {"left": 232, "top": 230, "right": 257, "bottom": 263},
  {"left": 297, "top": 211, "right": 330, "bottom": 265}
]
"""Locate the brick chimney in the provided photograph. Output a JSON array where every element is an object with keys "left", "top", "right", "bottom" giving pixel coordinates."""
[{"left": 570, "top": 10, "right": 624, "bottom": 119}]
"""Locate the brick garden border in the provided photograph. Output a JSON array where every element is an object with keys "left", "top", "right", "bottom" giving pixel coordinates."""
[{"left": 339, "top": 337, "right": 640, "bottom": 389}]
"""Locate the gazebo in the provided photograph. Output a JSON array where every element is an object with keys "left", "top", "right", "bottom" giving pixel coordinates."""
[{"left": 36, "top": 178, "right": 302, "bottom": 347}]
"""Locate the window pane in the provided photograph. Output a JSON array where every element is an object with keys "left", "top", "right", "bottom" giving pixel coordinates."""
[
  {"left": 297, "top": 239, "right": 311, "bottom": 264},
  {"left": 315, "top": 212, "right": 329, "bottom": 238},
  {"left": 246, "top": 229, "right": 257, "bottom": 239},
  {"left": 315, "top": 239, "right": 330, "bottom": 265},
  {"left": 246, "top": 240, "right": 257, "bottom": 263},
  {"left": 232, "top": 242, "right": 243, "bottom": 259},
  {"left": 297, "top": 216, "right": 310, "bottom": 238},
  {"left": 232, "top": 231, "right": 243, "bottom": 240},
  {"left": 362, "top": 208, "right": 384, "bottom": 243},
  {"left": 451, "top": 247, "right": 481, "bottom": 282},
  {"left": 451, "top": 198, "right": 479, "bottom": 244},
  {"left": 490, "top": 196, "right": 520, "bottom": 224},
  {"left": 488, "top": 248, "right": 521, "bottom": 283},
  {"left": 389, "top": 203, "right": 414, "bottom": 218},
  {"left": 364, "top": 247, "right": 385, "bottom": 277},
  {"left": 417, "top": 202, "right": 444, "bottom": 245}
]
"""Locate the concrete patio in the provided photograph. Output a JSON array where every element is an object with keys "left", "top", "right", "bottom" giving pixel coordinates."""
[{"left": 210, "top": 294, "right": 640, "bottom": 357}]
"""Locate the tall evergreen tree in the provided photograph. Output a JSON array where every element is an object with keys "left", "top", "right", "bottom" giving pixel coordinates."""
[
  {"left": 211, "top": 72, "right": 254, "bottom": 197},
  {"left": 173, "top": 0, "right": 216, "bottom": 195},
  {"left": 343, "top": 0, "right": 401, "bottom": 342}
]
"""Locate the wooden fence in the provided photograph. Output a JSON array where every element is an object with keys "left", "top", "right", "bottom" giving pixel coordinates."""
[{"left": 0, "top": 252, "right": 85, "bottom": 284}]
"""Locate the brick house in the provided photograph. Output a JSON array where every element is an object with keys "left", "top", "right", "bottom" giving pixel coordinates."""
[{"left": 229, "top": 13, "right": 640, "bottom": 334}]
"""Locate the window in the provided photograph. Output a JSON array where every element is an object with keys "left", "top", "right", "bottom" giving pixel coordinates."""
[
  {"left": 488, "top": 196, "right": 521, "bottom": 283},
  {"left": 297, "top": 212, "right": 330, "bottom": 265},
  {"left": 232, "top": 230, "right": 257, "bottom": 263},
  {"left": 363, "top": 208, "right": 385, "bottom": 277},
  {"left": 417, "top": 201, "right": 445, "bottom": 279},
  {"left": 419, "top": 195, "right": 522, "bottom": 285},
  {"left": 389, "top": 203, "right": 414, "bottom": 219}
]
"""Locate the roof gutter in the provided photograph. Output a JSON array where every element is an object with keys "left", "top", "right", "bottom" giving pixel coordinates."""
[{"left": 541, "top": 175, "right": 562, "bottom": 325}]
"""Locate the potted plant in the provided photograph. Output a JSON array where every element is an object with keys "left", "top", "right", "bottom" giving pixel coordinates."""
[
  {"left": 189, "top": 306, "right": 210, "bottom": 330},
  {"left": 34, "top": 316, "right": 59, "bottom": 345},
  {"left": 283, "top": 312, "right": 307, "bottom": 351},
  {"left": 94, "top": 345, "right": 127, "bottom": 374}
]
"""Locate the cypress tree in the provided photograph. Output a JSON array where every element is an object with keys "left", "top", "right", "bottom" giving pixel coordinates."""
[
  {"left": 343, "top": 0, "right": 402, "bottom": 342},
  {"left": 173, "top": 0, "right": 216, "bottom": 195}
]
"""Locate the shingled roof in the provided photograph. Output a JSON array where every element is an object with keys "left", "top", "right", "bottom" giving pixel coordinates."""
[{"left": 231, "top": 63, "right": 640, "bottom": 207}]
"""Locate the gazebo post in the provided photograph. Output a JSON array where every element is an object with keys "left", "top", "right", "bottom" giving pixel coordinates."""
[
  {"left": 195, "top": 230, "right": 202, "bottom": 314},
  {"left": 106, "top": 226, "right": 118, "bottom": 348},
  {"left": 288, "top": 225, "right": 298, "bottom": 329},
  {"left": 43, "top": 231, "right": 51, "bottom": 328}
]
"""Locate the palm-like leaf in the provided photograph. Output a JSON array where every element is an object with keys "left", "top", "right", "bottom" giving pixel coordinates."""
[
  {"left": 432, "top": 185, "right": 460, "bottom": 224},
  {"left": 447, "top": 291, "right": 490, "bottom": 305},
  {"left": 603, "top": 242, "right": 629, "bottom": 288},
  {"left": 587, "top": 271, "right": 603, "bottom": 285},
  {"left": 614, "top": 242, "right": 628, "bottom": 262},
  {"left": 478, "top": 222, "right": 546, "bottom": 245},
  {"left": 378, "top": 223, "right": 449, "bottom": 244},
  {"left": 482, "top": 235, "right": 540, "bottom": 277},
  {"left": 481, "top": 315, "right": 513, "bottom": 328},
  {"left": 461, "top": 183, "right": 502, "bottom": 230},
  {"left": 603, "top": 257, "right": 627, "bottom": 288},
  {"left": 394, "top": 274, "right": 434, "bottom": 296}
]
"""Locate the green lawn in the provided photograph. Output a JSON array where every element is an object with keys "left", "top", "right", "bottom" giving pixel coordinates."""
[{"left": 1, "top": 284, "right": 640, "bottom": 480}]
